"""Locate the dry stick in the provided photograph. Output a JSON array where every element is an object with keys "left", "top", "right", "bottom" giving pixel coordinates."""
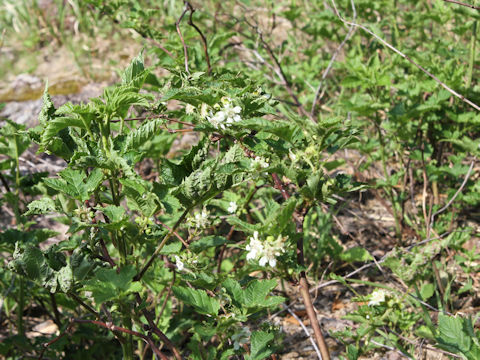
[
  {"left": 443, "top": 0, "right": 480, "bottom": 10},
  {"left": 176, "top": 3, "right": 190, "bottom": 74},
  {"left": 311, "top": 0, "right": 357, "bottom": 116},
  {"left": 369, "top": 340, "right": 411, "bottom": 359},
  {"left": 185, "top": 1, "right": 212, "bottom": 74},
  {"left": 428, "top": 160, "right": 475, "bottom": 239},
  {"left": 330, "top": 0, "right": 480, "bottom": 112},
  {"left": 271, "top": 173, "right": 330, "bottom": 360},
  {"left": 242, "top": 17, "right": 312, "bottom": 120},
  {"left": 285, "top": 306, "right": 322, "bottom": 359}
]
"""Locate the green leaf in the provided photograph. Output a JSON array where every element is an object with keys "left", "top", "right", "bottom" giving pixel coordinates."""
[
  {"left": 340, "top": 247, "right": 373, "bottom": 263},
  {"left": 123, "top": 117, "right": 167, "bottom": 152},
  {"left": 25, "top": 197, "right": 57, "bottom": 216},
  {"left": 223, "top": 279, "right": 284, "bottom": 310},
  {"left": 172, "top": 286, "right": 220, "bottom": 316},
  {"left": 190, "top": 236, "right": 227, "bottom": 253},
  {"left": 435, "top": 314, "right": 471, "bottom": 355},
  {"left": 159, "top": 241, "right": 182, "bottom": 255},
  {"left": 420, "top": 283, "right": 435, "bottom": 300},
  {"left": 246, "top": 331, "right": 275, "bottom": 360}
]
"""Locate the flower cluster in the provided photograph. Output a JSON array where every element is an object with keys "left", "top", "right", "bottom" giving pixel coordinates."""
[
  {"left": 246, "top": 231, "right": 285, "bottom": 267},
  {"left": 206, "top": 97, "right": 242, "bottom": 130},
  {"left": 188, "top": 208, "right": 209, "bottom": 229},
  {"left": 368, "top": 289, "right": 387, "bottom": 306}
]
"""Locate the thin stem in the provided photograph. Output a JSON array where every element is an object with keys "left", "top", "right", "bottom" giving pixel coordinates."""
[
  {"left": 68, "top": 292, "right": 99, "bottom": 318},
  {"left": 176, "top": 4, "right": 190, "bottom": 74},
  {"left": 17, "top": 277, "right": 25, "bottom": 337},
  {"left": 467, "top": 12, "right": 477, "bottom": 88},
  {"left": 443, "top": 0, "right": 480, "bottom": 10},
  {"left": 270, "top": 173, "right": 330, "bottom": 360},
  {"left": 186, "top": 1, "right": 212, "bottom": 74},
  {"left": 135, "top": 293, "right": 182, "bottom": 360},
  {"left": 134, "top": 208, "right": 190, "bottom": 281}
]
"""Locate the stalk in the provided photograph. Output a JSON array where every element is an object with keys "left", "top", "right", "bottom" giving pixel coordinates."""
[
  {"left": 17, "top": 277, "right": 25, "bottom": 337},
  {"left": 122, "top": 311, "right": 134, "bottom": 360},
  {"left": 374, "top": 116, "right": 402, "bottom": 238},
  {"left": 467, "top": 15, "right": 477, "bottom": 88}
]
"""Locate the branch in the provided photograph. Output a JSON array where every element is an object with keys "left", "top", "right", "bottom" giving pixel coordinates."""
[
  {"left": 135, "top": 293, "right": 182, "bottom": 360},
  {"left": 270, "top": 173, "right": 331, "bottom": 360},
  {"left": 428, "top": 160, "right": 475, "bottom": 237},
  {"left": 186, "top": 2, "right": 212, "bottom": 74},
  {"left": 134, "top": 208, "right": 190, "bottom": 281},
  {"left": 311, "top": 0, "right": 357, "bottom": 116},
  {"left": 443, "top": 0, "right": 480, "bottom": 10},
  {"left": 330, "top": 0, "right": 480, "bottom": 112},
  {"left": 176, "top": 3, "right": 190, "bottom": 74},
  {"left": 242, "top": 17, "right": 313, "bottom": 120},
  {"left": 39, "top": 318, "right": 168, "bottom": 360}
]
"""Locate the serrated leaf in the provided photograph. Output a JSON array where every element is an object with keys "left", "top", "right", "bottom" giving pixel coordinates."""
[
  {"left": 190, "top": 236, "right": 227, "bottom": 253},
  {"left": 159, "top": 241, "right": 182, "bottom": 254},
  {"left": 25, "top": 197, "right": 57, "bottom": 216},
  {"left": 246, "top": 331, "right": 275, "bottom": 360},
  {"left": 436, "top": 314, "right": 471, "bottom": 355},
  {"left": 172, "top": 286, "right": 220, "bottom": 316},
  {"left": 123, "top": 117, "right": 166, "bottom": 152}
]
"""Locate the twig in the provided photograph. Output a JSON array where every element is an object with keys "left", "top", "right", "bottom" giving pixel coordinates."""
[
  {"left": 185, "top": 2, "right": 212, "bottom": 74},
  {"left": 0, "top": 172, "right": 11, "bottom": 193},
  {"left": 146, "top": 38, "right": 176, "bottom": 59},
  {"left": 67, "top": 293, "right": 99, "bottom": 318},
  {"left": 270, "top": 173, "right": 331, "bottom": 360},
  {"left": 135, "top": 293, "right": 182, "bottom": 360},
  {"left": 330, "top": 0, "right": 480, "bottom": 112},
  {"left": 176, "top": 3, "right": 190, "bottom": 74},
  {"left": 49, "top": 293, "right": 62, "bottom": 327},
  {"left": 285, "top": 306, "right": 323, "bottom": 359},
  {"left": 134, "top": 208, "right": 190, "bottom": 281},
  {"left": 112, "top": 114, "right": 195, "bottom": 127},
  {"left": 443, "top": 0, "right": 480, "bottom": 10},
  {"left": 156, "top": 219, "right": 189, "bottom": 248},
  {"left": 370, "top": 340, "right": 411, "bottom": 359},
  {"left": 242, "top": 17, "right": 313, "bottom": 120},
  {"left": 99, "top": 238, "right": 118, "bottom": 270},
  {"left": 428, "top": 160, "right": 475, "bottom": 236},
  {"left": 311, "top": 0, "right": 357, "bottom": 116},
  {"left": 39, "top": 318, "right": 168, "bottom": 360}
]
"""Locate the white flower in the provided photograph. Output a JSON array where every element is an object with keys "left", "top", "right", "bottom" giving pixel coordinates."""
[
  {"left": 252, "top": 156, "right": 269, "bottom": 169},
  {"left": 227, "top": 201, "right": 238, "bottom": 214},
  {"left": 289, "top": 149, "right": 297, "bottom": 162},
  {"left": 174, "top": 255, "right": 184, "bottom": 271},
  {"left": 246, "top": 231, "right": 263, "bottom": 261},
  {"left": 193, "top": 209, "right": 209, "bottom": 229},
  {"left": 185, "top": 104, "right": 195, "bottom": 114},
  {"left": 205, "top": 97, "right": 242, "bottom": 130},
  {"left": 246, "top": 232, "right": 285, "bottom": 268},
  {"left": 200, "top": 103, "right": 209, "bottom": 119},
  {"left": 368, "top": 289, "right": 387, "bottom": 306}
]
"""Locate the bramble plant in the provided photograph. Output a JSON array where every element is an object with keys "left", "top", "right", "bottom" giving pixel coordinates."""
[{"left": 1, "top": 0, "right": 480, "bottom": 359}]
